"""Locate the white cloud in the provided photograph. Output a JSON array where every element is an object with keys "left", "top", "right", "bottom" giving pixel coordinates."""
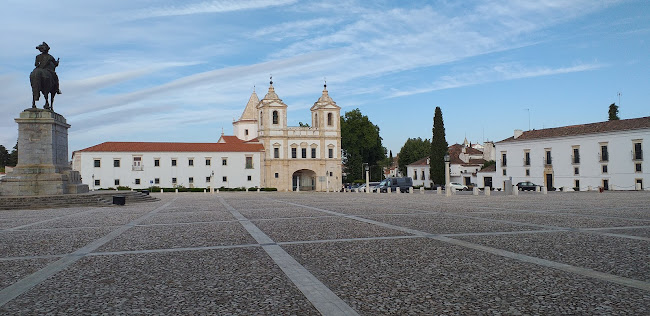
[
  {"left": 130, "top": 0, "right": 297, "bottom": 19},
  {"left": 388, "top": 63, "right": 605, "bottom": 98}
]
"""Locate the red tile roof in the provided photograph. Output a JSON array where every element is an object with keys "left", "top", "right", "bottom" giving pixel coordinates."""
[
  {"left": 76, "top": 141, "right": 264, "bottom": 153},
  {"left": 478, "top": 164, "right": 496, "bottom": 173},
  {"left": 407, "top": 157, "right": 429, "bottom": 166},
  {"left": 498, "top": 116, "right": 650, "bottom": 143}
]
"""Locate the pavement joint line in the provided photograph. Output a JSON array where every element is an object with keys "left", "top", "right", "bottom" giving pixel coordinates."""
[
  {"left": 87, "top": 243, "right": 261, "bottom": 256},
  {"left": 0, "top": 254, "right": 66, "bottom": 262},
  {"left": 217, "top": 196, "right": 360, "bottom": 316},
  {"left": 0, "top": 197, "right": 178, "bottom": 308},
  {"left": 277, "top": 235, "right": 421, "bottom": 245},
  {"left": 580, "top": 231, "right": 650, "bottom": 242},
  {"left": 2, "top": 207, "right": 107, "bottom": 232},
  {"left": 274, "top": 199, "right": 650, "bottom": 292},
  {"left": 457, "top": 205, "right": 650, "bottom": 222}
]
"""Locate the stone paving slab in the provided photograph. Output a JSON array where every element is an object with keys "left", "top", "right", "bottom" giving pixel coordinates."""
[
  {"left": 457, "top": 231, "right": 650, "bottom": 282},
  {"left": 0, "top": 217, "right": 57, "bottom": 230},
  {"left": 0, "top": 258, "right": 59, "bottom": 289},
  {"left": 28, "top": 211, "right": 144, "bottom": 229},
  {"left": 96, "top": 222, "right": 256, "bottom": 252},
  {"left": 238, "top": 207, "right": 333, "bottom": 220},
  {"left": 141, "top": 210, "right": 236, "bottom": 224},
  {"left": 359, "top": 213, "right": 542, "bottom": 234},
  {"left": 254, "top": 216, "right": 406, "bottom": 242},
  {"left": 0, "top": 227, "right": 116, "bottom": 258},
  {"left": 602, "top": 227, "right": 650, "bottom": 239},
  {"left": 0, "top": 248, "right": 319, "bottom": 315},
  {"left": 284, "top": 238, "right": 650, "bottom": 315}
]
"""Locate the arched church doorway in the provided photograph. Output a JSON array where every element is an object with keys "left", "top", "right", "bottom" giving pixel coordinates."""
[{"left": 292, "top": 169, "right": 317, "bottom": 191}]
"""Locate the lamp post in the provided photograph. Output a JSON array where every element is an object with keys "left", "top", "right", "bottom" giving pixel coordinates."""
[
  {"left": 444, "top": 154, "right": 451, "bottom": 197},
  {"left": 210, "top": 171, "right": 214, "bottom": 193},
  {"left": 364, "top": 163, "right": 370, "bottom": 193}
]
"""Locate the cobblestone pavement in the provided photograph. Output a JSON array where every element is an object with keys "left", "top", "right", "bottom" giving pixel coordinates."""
[{"left": 1, "top": 191, "right": 649, "bottom": 315}]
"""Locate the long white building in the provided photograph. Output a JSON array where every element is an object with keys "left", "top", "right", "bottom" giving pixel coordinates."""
[
  {"left": 483, "top": 116, "right": 649, "bottom": 191},
  {"left": 72, "top": 137, "right": 264, "bottom": 190}
]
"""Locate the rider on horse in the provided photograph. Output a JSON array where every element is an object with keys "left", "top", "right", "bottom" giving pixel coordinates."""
[{"left": 35, "top": 42, "right": 61, "bottom": 94}]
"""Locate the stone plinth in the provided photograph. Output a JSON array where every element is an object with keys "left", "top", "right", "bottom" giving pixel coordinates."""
[{"left": 0, "top": 109, "right": 88, "bottom": 196}]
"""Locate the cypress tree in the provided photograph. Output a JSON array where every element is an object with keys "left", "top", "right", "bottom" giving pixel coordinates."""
[{"left": 430, "top": 107, "right": 448, "bottom": 185}]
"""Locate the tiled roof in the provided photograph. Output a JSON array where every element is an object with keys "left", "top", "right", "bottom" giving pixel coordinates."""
[
  {"left": 407, "top": 157, "right": 429, "bottom": 166},
  {"left": 478, "top": 164, "right": 496, "bottom": 173},
  {"left": 76, "top": 141, "right": 264, "bottom": 153},
  {"left": 498, "top": 116, "right": 650, "bottom": 143}
]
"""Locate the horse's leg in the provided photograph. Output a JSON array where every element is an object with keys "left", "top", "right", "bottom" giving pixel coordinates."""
[
  {"left": 50, "top": 93, "right": 54, "bottom": 112},
  {"left": 43, "top": 91, "right": 50, "bottom": 110}
]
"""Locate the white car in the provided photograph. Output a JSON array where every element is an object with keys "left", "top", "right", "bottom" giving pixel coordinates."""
[{"left": 449, "top": 182, "right": 468, "bottom": 191}]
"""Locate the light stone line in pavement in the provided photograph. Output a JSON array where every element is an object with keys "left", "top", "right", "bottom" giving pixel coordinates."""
[
  {"left": 462, "top": 205, "right": 650, "bottom": 223},
  {"left": 0, "top": 255, "right": 65, "bottom": 262},
  {"left": 87, "top": 243, "right": 261, "bottom": 257},
  {"left": 217, "top": 196, "right": 360, "bottom": 316},
  {"left": 2, "top": 207, "right": 106, "bottom": 231},
  {"left": 410, "top": 209, "right": 650, "bottom": 242},
  {"left": 277, "top": 200, "right": 650, "bottom": 292},
  {"left": 0, "top": 198, "right": 177, "bottom": 308}
]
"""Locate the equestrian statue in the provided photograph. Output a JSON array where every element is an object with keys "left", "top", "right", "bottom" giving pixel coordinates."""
[{"left": 30, "top": 42, "right": 62, "bottom": 111}]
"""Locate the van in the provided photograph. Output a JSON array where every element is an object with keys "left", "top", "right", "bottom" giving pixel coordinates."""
[{"left": 377, "top": 177, "right": 413, "bottom": 193}]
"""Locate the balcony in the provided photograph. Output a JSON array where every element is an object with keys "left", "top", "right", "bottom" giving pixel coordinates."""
[
  {"left": 132, "top": 165, "right": 144, "bottom": 171},
  {"left": 571, "top": 155, "right": 580, "bottom": 164}
]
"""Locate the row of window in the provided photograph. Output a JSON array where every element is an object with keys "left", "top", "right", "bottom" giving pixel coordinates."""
[
  {"left": 261, "top": 111, "right": 335, "bottom": 126},
  {"left": 95, "top": 175, "right": 253, "bottom": 187},
  {"left": 501, "top": 142, "right": 643, "bottom": 167},
  {"left": 94, "top": 157, "right": 254, "bottom": 169},
  {"left": 413, "top": 169, "right": 426, "bottom": 180},
  {"left": 273, "top": 147, "right": 335, "bottom": 159},
  {"left": 502, "top": 162, "right": 642, "bottom": 176}
]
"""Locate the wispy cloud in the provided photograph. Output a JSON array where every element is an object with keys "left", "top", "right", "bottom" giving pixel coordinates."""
[
  {"left": 389, "top": 63, "right": 605, "bottom": 98},
  {"left": 130, "top": 0, "right": 297, "bottom": 19}
]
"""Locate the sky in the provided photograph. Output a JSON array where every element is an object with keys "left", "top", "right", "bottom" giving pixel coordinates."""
[{"left": 1, "top": 0, "right": 649, "bottom": 156}]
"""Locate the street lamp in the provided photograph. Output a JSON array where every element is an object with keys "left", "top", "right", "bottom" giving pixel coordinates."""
[
  {"left": 444, "top": 154, "right": 451, "bottom": 196},
  {"left": 210, "top": 170, "right": 215, "bottom": 193},
  {"left": 364, "top": 163, "right": 370, "bottom": 193}
]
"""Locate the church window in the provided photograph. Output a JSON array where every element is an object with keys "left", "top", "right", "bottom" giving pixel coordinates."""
[
  {"left": 275, "top": 173, "right": 279, "bottom": 178},
  {"left": 302, "top": 148, "right": 307, "bottom": 158},
  {"left": 273, "top": 111, "right": 279, "bottom": 124},
  {"left": 328, "top": 148, "right": 334, "bottom": 158},
  {"left": 311, "top": 148, "right": 316, "bottom": 158},
  {"left": 245, "top": 129, "right": 249, "bottom": 136},
  {"left": 260, "top": 111, "right": 263, "bottom": 126},
  {"left": 274, "top": 148, "right": 279, "bottom": 158},
  {"left": 327, "top": 113, "right": 333, "bottom": 126},
  {"left": 245, "top": 156, "right": 253, "bottom": 169},
  {"left": 292, "top": 148, "right": 297, "bottom": 159}
]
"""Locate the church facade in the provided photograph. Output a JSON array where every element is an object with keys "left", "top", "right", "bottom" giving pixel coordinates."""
[{"left": 72, "top": 81, "right": 342, "bottom": 192}]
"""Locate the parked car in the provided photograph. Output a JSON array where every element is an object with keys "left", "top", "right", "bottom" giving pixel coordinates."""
[
  {"left": 516, "top": 181, "right": 540, "bottom": 191},
  {"left": 356, "top": 182, "right": 380, "bottom": 192},
  {"left": 377, "top": 177, "right": 413, "bottom": 193},
  {"left": 449, "top": 182, "right": 468, "bottom": 191}
]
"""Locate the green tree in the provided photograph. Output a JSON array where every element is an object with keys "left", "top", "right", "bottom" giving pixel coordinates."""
[
  {"left": 397, "top": 137, "right": 431, "bottom": 175},
  {"left": 430, "top": 107, "right": 448, "bottom": 185},
  {"left": 608, "top": 103, "right": 619, "bottom": 121},
  {"left": 341, "top": 109, "right": 386, "bottom": 182},
  {"left": 7, "top": 142, "right": 18, "bottom": 167},
  {"left": 0, "top": 145, "right": 9, "bottom": 169}
]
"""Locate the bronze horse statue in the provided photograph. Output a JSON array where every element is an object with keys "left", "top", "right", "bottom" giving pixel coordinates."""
[
  {"left": 31, "top": 42, "right": 61, "bottom": 111},
  {"left": 30, "top": 67, "right": 57, "bottom": 111}
]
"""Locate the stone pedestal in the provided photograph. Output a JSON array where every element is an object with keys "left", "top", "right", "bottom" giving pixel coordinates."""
[{"left": 0, "top": 109, "right": 88, "bottom": 196}]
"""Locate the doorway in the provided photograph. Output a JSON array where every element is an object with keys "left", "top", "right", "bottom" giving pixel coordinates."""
[{"left": 545, "top": 173, "right": 553, "bottom": 190}]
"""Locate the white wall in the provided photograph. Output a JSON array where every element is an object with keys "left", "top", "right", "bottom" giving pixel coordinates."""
[
  {"left": 493, "top": 129, "right": 648, "bottom": 190},
  {"left": 75, "top": 151, "right": 262, "bottom": 190}
]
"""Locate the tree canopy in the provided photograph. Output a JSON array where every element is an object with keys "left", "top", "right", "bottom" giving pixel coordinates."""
[
  {"left": 608, "top": 103, "right": 619, "bottom": 121},
  {"left": 340, "top": 108, "right": 386, "bottom": 182},
  {"left": 7, "top": 142, "right": 18, "bottom": 167},
  {"left": 397, "top": 137, "right": 431, "bottom": 175},
  {"left": 430, "top": 107, "right": 448, "bottom": 185}
]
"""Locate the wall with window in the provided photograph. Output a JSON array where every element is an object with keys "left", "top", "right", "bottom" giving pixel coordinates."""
[
  {"left": 493, "top": 129, "right": 649, "bottom": 190},
  {"left": 73, "top": 150, "right": 262, "bottom": 190}
]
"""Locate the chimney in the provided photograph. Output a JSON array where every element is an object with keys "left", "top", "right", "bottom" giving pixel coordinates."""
[{"left": 514, "top": 129, "right": 523, "bottom": 139}]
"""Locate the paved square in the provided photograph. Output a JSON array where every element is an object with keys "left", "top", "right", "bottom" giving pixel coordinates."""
[{"left": 1, "top": 191, "right": 649, "bottom": 314}]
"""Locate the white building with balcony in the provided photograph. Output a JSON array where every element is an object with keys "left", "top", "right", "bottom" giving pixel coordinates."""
[{"left": 491, "top": 116, "right": 649, "bottom": 191}]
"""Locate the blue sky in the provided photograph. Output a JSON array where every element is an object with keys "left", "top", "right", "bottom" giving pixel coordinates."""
[{"left": 1, "top": 0, "right": 649, "bottom": 155}]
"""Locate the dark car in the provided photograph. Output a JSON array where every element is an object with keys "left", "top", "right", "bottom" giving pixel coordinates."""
[
  {"left": 377, "top": 177, "right": 413, "bottom": 193},
  {"left": 516, "top": 181, "right": 540, "bottom": 191}
]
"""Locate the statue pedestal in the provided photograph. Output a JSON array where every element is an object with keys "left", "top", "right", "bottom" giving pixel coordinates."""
[{"left": 0, "top": 109, "right": 88, "bottom": 196}]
